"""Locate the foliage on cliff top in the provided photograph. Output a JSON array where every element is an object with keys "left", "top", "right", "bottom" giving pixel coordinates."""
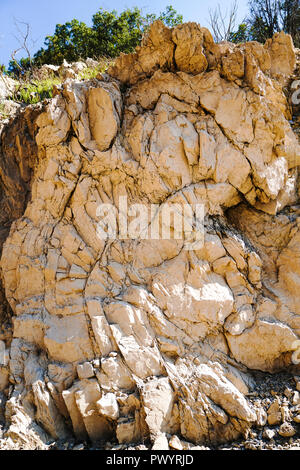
[
  {"left": 5, "top": 2, "right": 299, "bottom": 80},
  {"left": 3, "top": 58, "right": 111, "bottom": 105},
  {"left": 17, "top": 6, "right": 182, "bottom": 72}
]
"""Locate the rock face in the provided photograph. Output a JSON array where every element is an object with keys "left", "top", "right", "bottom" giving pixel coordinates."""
[
  {"left": 0, "top": 76, "right": 17, "bottom": 101},
  {"left": 0, "top": 21, "right": 300, "bottom": 447}
]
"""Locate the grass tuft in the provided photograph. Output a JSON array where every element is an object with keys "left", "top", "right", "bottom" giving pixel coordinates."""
[
  {"left": 3, "top": 57, "right": 114, "bottom": 106},
  {"left": 15, "top": 77, "right": 62, "bottom": 104}
]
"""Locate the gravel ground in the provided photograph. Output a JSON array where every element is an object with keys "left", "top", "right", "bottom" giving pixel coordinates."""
[{"left": 1, "top": 371, "right": 299, "bottom": 451}]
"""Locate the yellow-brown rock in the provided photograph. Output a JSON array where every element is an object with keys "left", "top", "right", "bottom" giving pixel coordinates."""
[{"left": 0, "top": 21, "right": 299, "bottom": 448}]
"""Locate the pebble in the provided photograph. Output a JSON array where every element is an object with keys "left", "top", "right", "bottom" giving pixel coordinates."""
[
  {"left": 190, "top": 446, "right": 210, "bottom": 450},
  {"left": 292, "top": 391, "right": 300, "bottom": 405},
  {"left": 73, "top": 443, "right": 85, "bottom": 451},
  {"left": 267, "top": 399, "right": 282, "bottom": 425},
  {"left": 293, "top": 414, "right": 300, "bottom": 423},
  {"left": 244, "top": 441, "right": 257, "bottom": 450},
  {"left": 294, "top": 377, "right": 300, "bottom": 392},
  {"left": 169, "top": 435, "right": 183, "bottom": 450},
  {"left": 278, "top": 422, "right": 296, "bottom": 438},
  {"left": 284, "top": 388, "right": 293, "bottom": 398},
  {"left": 263, "top": 428, "right": 276, "bottom": 440},
  {"left": 256, "top": 407, "right": 267, "bottom": 427}
]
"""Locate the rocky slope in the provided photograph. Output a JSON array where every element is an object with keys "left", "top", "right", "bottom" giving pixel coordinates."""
[{"left": 0, "top": 21, "right": 300, "bottom": 450}]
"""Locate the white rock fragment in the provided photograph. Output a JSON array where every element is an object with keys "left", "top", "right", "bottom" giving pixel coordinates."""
[{"left": 97, "top": 393, "right": 119, "bottom": 420}]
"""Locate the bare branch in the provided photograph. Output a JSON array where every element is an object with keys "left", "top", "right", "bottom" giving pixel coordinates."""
[
  {"left": 13, "top": 18, "right": 31, "bottom": 64},
  {"left": 208, "top": 0, "right": 238, "bottom": 42},
  {"left": 11, "top": 47, "right": 23, "bottom": 70},
  {"left": 11, "top": 18, "right": 37, "bottom": 66}
]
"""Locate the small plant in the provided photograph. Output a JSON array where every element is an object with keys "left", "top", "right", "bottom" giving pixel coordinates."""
[
  {"left": 4, "top": 56, "right": 114, "bottom": 106},
  {"left": 13, "top": 76, "right": 61, "bottom": 104},
  {"left": 78, "top": 58, "right": 113, "bottom": 81},
  {"left": 0, "top": 103, "right": 10, "bottom": 120}
]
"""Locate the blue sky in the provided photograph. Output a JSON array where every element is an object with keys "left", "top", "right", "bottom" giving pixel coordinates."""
[{"left": 0, "top": 0, "right": 249, "bottom": 66}]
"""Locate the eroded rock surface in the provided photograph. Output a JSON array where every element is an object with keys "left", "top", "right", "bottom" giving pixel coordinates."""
[{"left": 0, "top": 21, "right": 300, "bottom": 448}]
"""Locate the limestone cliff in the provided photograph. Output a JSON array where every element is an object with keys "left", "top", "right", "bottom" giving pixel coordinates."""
[{"left": 0, "top": 21, "right": 300, "bottom": 449}]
